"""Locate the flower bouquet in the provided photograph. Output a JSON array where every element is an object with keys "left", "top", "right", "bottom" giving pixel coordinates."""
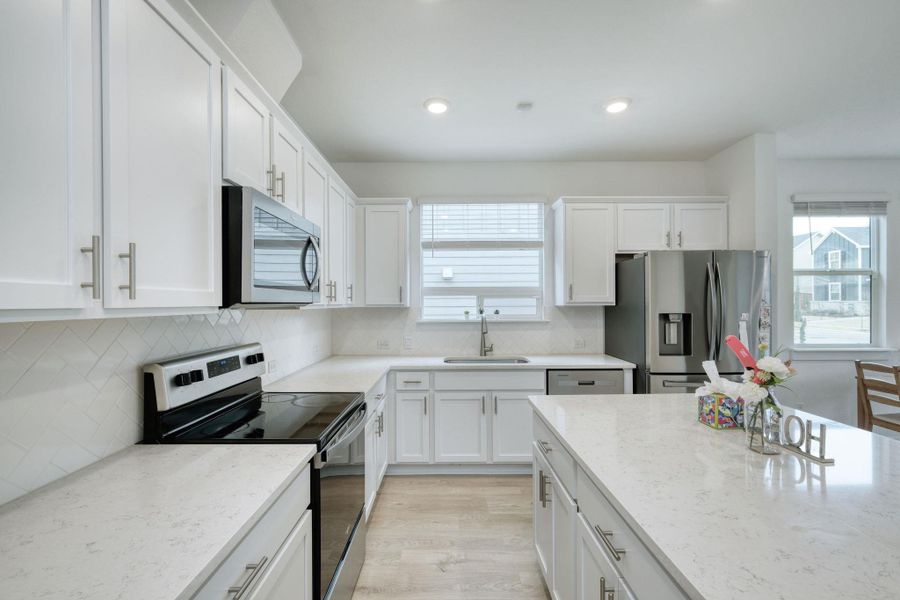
[{"left": 725, "top": 336, "right": 797, "bottom": 455}]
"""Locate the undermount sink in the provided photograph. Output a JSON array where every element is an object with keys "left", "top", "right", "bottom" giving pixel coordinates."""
[{"left": 443, "top": 355, "right": 531, "bottom": 364}]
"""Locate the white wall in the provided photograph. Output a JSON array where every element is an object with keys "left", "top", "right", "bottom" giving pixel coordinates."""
[
  {"left": 776, "top": 159, "right": 900, "bottom": 435},
  {"left": 333, "top": 160, "right": 708, "bottom": 355},
  {"left": 0, "top": 309, "right": 332, "bottom": 505}
]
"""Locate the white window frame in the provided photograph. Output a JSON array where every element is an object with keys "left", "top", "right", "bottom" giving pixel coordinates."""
[
  {"left": 827, "top": 281, "right": 842, "bottom": 301},
  {"left": 827, "top": 249, "right": 842, "bottom": 270},
  {"left": 792, "top": 215, "right": 882, "bottom": 348},
  {"left": 417, "top": 199, "right": 547, "bottom": 322}
]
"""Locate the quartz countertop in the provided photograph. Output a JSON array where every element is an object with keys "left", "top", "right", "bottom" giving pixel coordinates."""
[
  {"left": 530, "top": 393, "right": 900, "bottom": 600},
  {"left": 0, "top": 443, "right": 316, "bottom": 600},
  {"left": 267, "top": 354, "right": 634, "bottom": 394}
]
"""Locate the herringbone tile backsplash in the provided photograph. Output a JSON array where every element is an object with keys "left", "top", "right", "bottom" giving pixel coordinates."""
[{"left": 0, "top": 309, "right": 331, "bottom": 505}]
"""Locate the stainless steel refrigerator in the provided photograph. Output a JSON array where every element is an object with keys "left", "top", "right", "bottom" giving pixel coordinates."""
[{"left": 605, "top": 251, "right": 771, "bottom": 394}]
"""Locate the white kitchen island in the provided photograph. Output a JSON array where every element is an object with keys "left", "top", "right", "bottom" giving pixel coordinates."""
[{"left": 530, "top": 393, "right": 900, "bottom": 600}]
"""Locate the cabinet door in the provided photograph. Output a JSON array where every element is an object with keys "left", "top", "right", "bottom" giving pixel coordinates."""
[
  {"left": 616, "top": 203, "right": 671, "bottom": 251},
  {"left": 223, "top": 67, "right": 271, "bottom": 193},
  {"left": 533, "top": 446, "right": 554, "bottom": 587},
  {"left": 395, "top": 392, "right": 430, "bottom": 463},
  {"left": 552, "top": 475, "right": 577, "bottom": 600},
  {"left": 271, "top": 118, "right": 303, "bottom": 212},
  {"left": 491, "top": 391, "right": 539, "bottom": 463},
  {"left": 345, "top": 197, "right": 357, "bottom": 305},
  {"left": 103, "top": 0, "right": 221, "bottom": 308},
  {"left": 376, "top": 405, "right": 389, "bottom": 487},
  {"left": 326, "top": 181, "right": 346, "bottom": 305},
  {"left": 364, "top": 416, "right": 376, "bottom": 519},
  {"left": 433, "top": 392, "right": 488, "bottom": 463},
  {"left": 0, "top": 0, "right": 96, "bottom": 309},
  {"left": 302, "top": 154, "right": 327, "bottom": 229},
  {"left": 563, "top": 204, "right": 615, "bottom": 305},
  {"left": 575, "top": 514, "right": 630, "bottom": 600},
  {"left": 672, "top": 203, "right": 728, "bottom": 250},
  {"left": 364, "top": 205, "right": 409, "bottom": 306},
  {"left": 246, "top": 510, "right": 313, "bottom": 600}
]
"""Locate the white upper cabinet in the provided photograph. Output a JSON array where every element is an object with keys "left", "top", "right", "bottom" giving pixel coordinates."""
[
  {"left": 271, "top": 118, "right": 303, "bottom": 212},
  {"left": 223, "top": 67, "right": 271, "bottom": 193},
  {"left": 345, "top": 195, "right": 358, "bottom": 305},
  {"left": 325, "top": 180, "right": 346, "bottom": 305},
  {"left": 555, "top": 201, "right": 616, "bottom": 306},
  {"left": 0, "top": 1, "right": 97, "bottom": 310},
  {"left": 616, "top": 203, "right": 672, "bottom": 251},
  {"left": 303, "top": 154, "right": 328, "bottom": 230},
  {"left": 672, "top": 203, "right": 729, "bottom": 250},
  {"left": 103, "top": 0, "right": 221, "bottom": 308},
  {"left": 361, "top": 200, "right": 411, "bottom": 306}
]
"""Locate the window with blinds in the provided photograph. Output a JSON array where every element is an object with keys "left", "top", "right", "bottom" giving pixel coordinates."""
[
  {"left": 420, "top": 202, "right": 544, "bottom": 320},
  {"left": 791, "top": 194, "right": 887, "bottom": 346}
]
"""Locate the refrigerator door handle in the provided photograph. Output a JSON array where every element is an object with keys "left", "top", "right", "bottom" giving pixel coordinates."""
[
  {"left": 715, "top": 261, "right": 726, "bottom": 359},
  {"left": 705, "top": 262, "right": 717, "bottom": 361}
]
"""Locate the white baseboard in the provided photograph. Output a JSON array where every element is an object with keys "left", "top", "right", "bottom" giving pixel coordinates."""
[{"left": 385, "top": 463, "right": 532, "bottom": 476}]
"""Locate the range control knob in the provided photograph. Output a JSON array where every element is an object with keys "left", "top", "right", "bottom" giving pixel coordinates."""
[
  {"left": 247, "top": 354, "right": 260, "bottom": 365},
  {"left": 190, "top": 369, "right": 204, "bottom": 383},
  {"left": 255, "top": 352, "right": 265, "bottom": 363},
  {"left": 173, "top": 373, "right": 192, "bottom": 387}
]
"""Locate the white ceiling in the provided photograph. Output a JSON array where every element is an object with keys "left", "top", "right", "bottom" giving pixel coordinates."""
[{"left": 260, "top": 0, "right": 900, "bottom": 162}]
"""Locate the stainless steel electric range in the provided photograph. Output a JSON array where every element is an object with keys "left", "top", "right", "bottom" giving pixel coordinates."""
[{"left": 142, "top": 343, "right": 366, "bottom": 600}]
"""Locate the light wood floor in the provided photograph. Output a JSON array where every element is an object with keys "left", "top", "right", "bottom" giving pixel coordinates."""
[{"left": 351, "top": 475, "right": 550, "bottom": 600}]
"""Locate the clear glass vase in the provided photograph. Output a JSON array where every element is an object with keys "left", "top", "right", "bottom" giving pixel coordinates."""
[{"left": 745, "top": 391, "right": 782, "bottom": 455}]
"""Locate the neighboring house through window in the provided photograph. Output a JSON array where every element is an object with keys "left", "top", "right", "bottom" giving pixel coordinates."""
[
  {"left": 420, "top": 201, "right": 544, "bottom": 320},
  {"left": 792, "top": 195, "right": 886, "bottom": 346}
]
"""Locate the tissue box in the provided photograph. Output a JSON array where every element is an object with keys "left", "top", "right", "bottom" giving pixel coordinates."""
[{"left": 698, "top": 393, "right": 744, "bottom": 429}]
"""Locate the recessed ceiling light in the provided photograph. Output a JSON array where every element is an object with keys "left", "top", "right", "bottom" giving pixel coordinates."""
[
  {"left": 604, "top": 98, "right": 631, "bottom": 114},
  {"left": 424, "top": 97, "right": 449, "bottom": 114}
]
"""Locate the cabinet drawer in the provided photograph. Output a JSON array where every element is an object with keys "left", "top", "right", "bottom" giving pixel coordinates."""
[
  {"left": 533, "top": 416, "right": 575, "bottom": 496},
  {"left": 394, "top": 371, "right": 429, "bottom": 390},
  {"left": 434, "top": 370, "right": 545, "bottom": 391},
  {"left": 193, "top": 466, "right": 311, "bottom": 599},
  {"left": 576, "top": 467, "right": 688, "bottom": 600}
]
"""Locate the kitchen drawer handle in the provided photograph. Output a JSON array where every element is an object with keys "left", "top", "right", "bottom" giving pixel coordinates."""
[
  {"left": 80, "top": 235, "right": 101, "bottom": 299},
  {"left": 538, "top": 440, "right": 553, "bottom": 454},
  {"left": 118, "top": 242, "right": 136, "bottom": 300},
  {"left": 374, "top": 393, "right": 385, "bottom": 400},
  {"left": 594, "top": 525, "right": 626, "bottom": 561},
  {"left": 403, "top": 380, "right": 422, "bottom": 385},
  {"left": 538, "top": 469, "right": 551, "bottom": 508},
  {"left": 228, "top": 555, "right": 269, "bottom": 599},
  {"left": 600, "top": 576, "right": 615, "bottom": 599}
]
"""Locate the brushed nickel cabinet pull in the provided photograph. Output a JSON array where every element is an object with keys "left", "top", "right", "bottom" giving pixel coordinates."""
[
  {"left": 228, "top": 555, "right": 269, "bottom": 599},
  {"left": 80, "top": 235, "right": 100, "bottom": 299},
  {"left": 594, "top": 525, "right": 626, "bottom": 561},
  {"left": 666, "top": 231, "right": 671, "bottom": 248},
  {"left": 118, "top": 242, "right": 136, "bottom": 300},
  {"left": 568, "top": 283, "right": 573, "bottom": 301},
  {"left": 423, "top": 396, "right": 427, "bottom": 415},
  {"left": 481, "top": 395, "right": 485, "bottom": 414},
  {"left": 266, "top": 165, "right": 275, "bottom": 195},
  {"left": 399, "top": 285, "right": 403, "bottom": 304},
  {"left": 538, "top": 440, "right": 553, "bottom": 454},
  {"left": 678, "top": 230, "right": 683, "bottom": 247},
  {"left": 538, "top": 469, "right": 546, "bottom": 507},
  {"left": 277, "top": 170, "right": 285, "bottom": 201},
  {"left": 494, "top": 395, "right": 498, "bottom": 414},
  {"left": 347, "top": 283, "right": 353, "bottom": 302}
]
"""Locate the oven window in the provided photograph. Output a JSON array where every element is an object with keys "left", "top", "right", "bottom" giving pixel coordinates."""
[{"left": 252, "top": 206, "right": 318, "bottom": 290}]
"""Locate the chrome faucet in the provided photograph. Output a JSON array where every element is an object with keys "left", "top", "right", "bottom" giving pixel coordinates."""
[{"left": 479, "top": 307, "right": 494, "bottom": 356}]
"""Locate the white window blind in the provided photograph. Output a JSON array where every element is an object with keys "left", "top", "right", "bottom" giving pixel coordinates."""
[{"left": 420, "top": 202, "right": 545, "bottom": 320}]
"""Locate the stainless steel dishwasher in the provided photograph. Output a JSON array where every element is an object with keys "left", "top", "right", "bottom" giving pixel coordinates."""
[{"left": 546, "top": 370, "right": 625, "bottom": 394}]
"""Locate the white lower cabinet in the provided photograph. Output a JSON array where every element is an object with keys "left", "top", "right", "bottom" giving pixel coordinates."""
[
  {"left": 364, "top": 392, "right": 389, "bottom": 519},
  {"left": 533, "top": 447, "right": 554, "bottom": 585},
  {"left": 575, "top": 514, "right": 634, "bottom": 600},
  {"left": 552, "top": 474, "right": 577, "bottom": 600},
  {"left": 194, "top": 466, "right": 311, "bottom": 599},
  {"left": 492, "top": 391, "right": 537, "bottom": 462},
  {"left": 394, "top": 391, "right": 431, "bottom": 463},
  {"left": 245, "top": 511, "right": 313, "bottom": 600},
  {"left": 434, "top": 392, "right": 489, "bottom": 463}
]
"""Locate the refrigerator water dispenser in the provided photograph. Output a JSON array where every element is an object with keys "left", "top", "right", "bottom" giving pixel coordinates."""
[{"left": 659, "top": 313, "right": 692, "bottom": 356}]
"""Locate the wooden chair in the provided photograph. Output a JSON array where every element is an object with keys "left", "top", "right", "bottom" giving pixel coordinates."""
[{"left": 855, "top": 361, "right": 900, "bottom": 433}]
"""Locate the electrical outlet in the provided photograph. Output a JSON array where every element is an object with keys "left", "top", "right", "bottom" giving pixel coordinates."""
[
  {"left": 574, "top": 338, "right": 586, "bottom": 350},
  {"left": 268, "top": 359, "right": 279, "bottom": 374},
  {"left": 376, "top": 339, "right": 390, "bottom": 351},
  {"left": 403, "top": 336, "right": 413, "bottom": 350}
]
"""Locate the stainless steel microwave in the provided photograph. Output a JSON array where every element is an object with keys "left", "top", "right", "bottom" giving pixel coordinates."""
[{"left": 222, "top": 186, "right": 321, "bottom": 307}]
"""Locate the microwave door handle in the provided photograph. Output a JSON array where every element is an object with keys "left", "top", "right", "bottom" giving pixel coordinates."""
[
  {"left": 299, "top": 238, "right": 313, "bottom": 289},
  {"left": 308, "top": 236, "right": 322, "bottom": 290}
]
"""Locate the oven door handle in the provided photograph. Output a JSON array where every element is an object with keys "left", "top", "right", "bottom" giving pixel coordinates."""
[{"left": 315, "top": 406, "right": 367, "bottom": 467}]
